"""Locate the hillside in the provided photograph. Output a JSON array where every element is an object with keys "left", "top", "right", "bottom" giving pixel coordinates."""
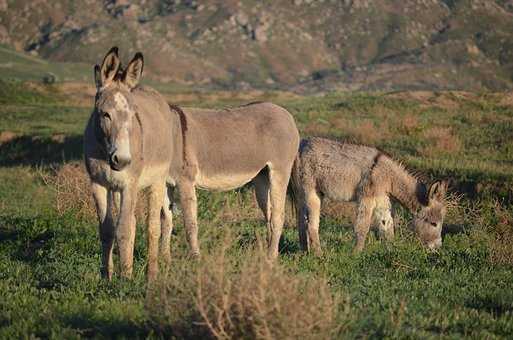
[{"left": 1, "top": 0, "right": 513, "bottom": 91}]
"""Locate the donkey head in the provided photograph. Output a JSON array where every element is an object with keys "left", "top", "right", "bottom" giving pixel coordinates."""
[
  {"left": 93, "top": 47, "right": 144, "bottom": 171},
  {"left": 413, "top": 181, "right": 447, "bottom": 250}
]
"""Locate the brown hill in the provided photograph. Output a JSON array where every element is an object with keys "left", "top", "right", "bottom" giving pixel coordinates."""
[{"left": 1, "top": 0, "right": 513, "bottom": 91}]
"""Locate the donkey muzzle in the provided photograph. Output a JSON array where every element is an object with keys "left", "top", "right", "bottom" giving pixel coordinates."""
[{"left": 109, "top": 151, "right": 131, "bottom": 171}]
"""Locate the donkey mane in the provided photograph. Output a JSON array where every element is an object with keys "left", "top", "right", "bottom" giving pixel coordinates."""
[{"left": 373, "top": 153, "right": 429, "bottom": 211}]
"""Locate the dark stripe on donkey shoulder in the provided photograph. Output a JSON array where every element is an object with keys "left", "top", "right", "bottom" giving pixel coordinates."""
[{"left": 168, "top": 104, "right": 188, "bottom": 163}]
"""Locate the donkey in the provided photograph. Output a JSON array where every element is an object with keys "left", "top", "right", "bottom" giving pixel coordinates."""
[
  {"left": 290, "top": 137, "right": 447, "bottom": 255},
  {"left": 84, "top": 47, "right": 300, "bottom": 281}
]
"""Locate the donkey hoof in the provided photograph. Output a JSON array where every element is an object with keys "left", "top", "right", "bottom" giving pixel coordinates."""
[
  {"left": 312, "top": 249, "right": 323, "bottom": 257},
  {"left": 352, "top": 247, "right": 364, "bottom": 255}
]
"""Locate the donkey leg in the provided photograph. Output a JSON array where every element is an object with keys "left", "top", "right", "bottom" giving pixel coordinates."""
[
  {"left": 179, "top": 182, "right": 200, "bottom": 256},
  {"left": 305, "top": 189, "right": 323, "bottom": 256},
  {"left": 116, "top": 185, "right": 138, "bottom": 278},
  {"left": 253, "top": 171, "right": 271, "bottom": 223},
  {"left": 297, "top": 193, "right": 309, "bottom": 252},
  {"left": 91, "top": 182, "right": 115, "bottom": 280},
  {"left": 160, "top": 186, "right": 174, "bottom": 266},
  {"left": 147, "top": 183, "right": 165, "bottom": 282},
  {"left": 267, "top": 168, "right": 289, "bottom": 259},
  {"left": 353, "top": 197, "right": 376, "bottom": 254}
]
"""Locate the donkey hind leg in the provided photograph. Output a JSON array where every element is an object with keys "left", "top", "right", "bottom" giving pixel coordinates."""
[
  {"left": 179, "top": 181, "right": 200, "bottom": 257},
  {"left": 92, "top": 183, "right": 115, "bottom": 280},
  {"left": 304, "top": 189, "right": 323, "bottom": 256},
  {"left": 267, "top": 166, "right": 290, "bottom": 259},
  {"left": 147, "top": 183, "right": 166, "bottom": 282},
  {"left": 253, "top": 169, "right": 271, "bottom": 223},
  {"left": 116, "top": 185, "right": 138, "bottom": 278},
  {"left": 353, "top": 196, "right": 376, "bottom": 254},
  {"left": 296, "top": 189, "right": 308, "bottom": 252},
  {"left": 160, "top": 186, "right": 174, "bottom": 266}
]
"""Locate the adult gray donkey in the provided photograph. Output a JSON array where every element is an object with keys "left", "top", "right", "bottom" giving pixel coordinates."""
[{"left": 84, "top": 47, "right": 300, "bottom": 281}]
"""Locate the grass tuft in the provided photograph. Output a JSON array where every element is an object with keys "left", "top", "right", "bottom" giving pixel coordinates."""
[{"left": 148, "top": 232, "right": 342, "bottom": 339}]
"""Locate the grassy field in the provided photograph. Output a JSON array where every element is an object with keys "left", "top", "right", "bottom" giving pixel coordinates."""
[{"left": 1, "top": 80, "right": 513, "bottom": 338}]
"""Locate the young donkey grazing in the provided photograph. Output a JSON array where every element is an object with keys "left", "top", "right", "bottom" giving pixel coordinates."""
[
  {"left": 84, "top": 47, "right": 300, "bottom": 281},
  {"left": 290, "top": 137, "right": 447, "bottom": 255}
]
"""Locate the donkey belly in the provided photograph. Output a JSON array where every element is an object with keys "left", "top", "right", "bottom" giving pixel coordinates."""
[
  {"left": 320, "top": 174, "right": 359, "bottom": 203},
  {"left": 196, "top": 169, "right": 261, "bottom": 191}
]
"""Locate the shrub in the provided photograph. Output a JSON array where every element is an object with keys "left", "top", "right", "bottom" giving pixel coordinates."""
[
  {"left": 41, "top": 162, "right": 150, "bottom": 221},
  {"left": 147, "top": 233, "right": 343, "bottom": 339}
]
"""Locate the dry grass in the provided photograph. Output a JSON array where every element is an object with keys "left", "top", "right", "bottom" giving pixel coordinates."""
[
  {"left": 330, "top": 117, "right": 388, "bottom": 144},
  {"left": 487, "top": 202, "right": 513, "bottom": 266},
  {"left": 419, "top": 127, "right": 462, "bottom": 156},
  {"left": 400, "top": 114, "right": 420, "bottom": 134},
  {"left": 148, "top": 233, "right": 343, "bottom": 339},
  {"left": 41, "top": 162, "right": 96, "bottom": 220},
  {"left": 41, "top": 162, "right": 151, "bottom": 221}
]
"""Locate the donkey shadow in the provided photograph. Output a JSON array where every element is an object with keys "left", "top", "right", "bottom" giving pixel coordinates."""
[{"left": 0, "top": 134, "right": 83, "bottom": 167}]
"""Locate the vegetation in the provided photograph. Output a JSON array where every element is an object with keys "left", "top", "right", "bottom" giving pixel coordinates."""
[{"left": 0, "top": 81, "right": 512, "bottom": 338}]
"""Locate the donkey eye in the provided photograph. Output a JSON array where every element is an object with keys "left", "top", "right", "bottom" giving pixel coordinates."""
[{"left": 430, "top": 222, "right": 437, "bottom": 227}]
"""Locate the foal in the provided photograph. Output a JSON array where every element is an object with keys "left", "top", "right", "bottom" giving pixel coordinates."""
[{"left": 290, "top": 137, "right": 447, "bottom": 255}]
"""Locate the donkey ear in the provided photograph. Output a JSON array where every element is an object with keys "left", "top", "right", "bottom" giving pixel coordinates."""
[
  {"left": 100, "top": 46, "right": 120, "bottom": 86},
  {"left": 93, "top": 64, "right": 102, "bottom": 89},
  {"left": 428, "top": 181, "right": 447, "bottom": 202},
  {"left": 122, "top": 52, "right": 144, "bottom": 90}
]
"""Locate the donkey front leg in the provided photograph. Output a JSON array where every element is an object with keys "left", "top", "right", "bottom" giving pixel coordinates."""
[
  {"left": 91, "top": 182, "right": 115, "bottom": 280},
  {"left": 116, "top": 185, "right": 138, "bottom": 278},
  {"left": 147, "top": 183, "right": 165, "bottom": 282},
  {"left": 353, "top": 196, "right": 376, "bottom": 254},
  {"left": 179, "top": 182, "right": 200, "bottom": 257}
]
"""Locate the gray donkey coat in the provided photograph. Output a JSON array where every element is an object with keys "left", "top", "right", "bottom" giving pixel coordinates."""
[
  {"left": 84, "top": 47, "right": 300, "bottom": 281},
  {"left": 290, "top": 137, "right": 447, "bottom": 255}
]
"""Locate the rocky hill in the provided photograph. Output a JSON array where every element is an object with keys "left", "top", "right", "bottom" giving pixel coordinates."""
[{"left": 1, "top": 0, "right": 513, "bottom": 91}]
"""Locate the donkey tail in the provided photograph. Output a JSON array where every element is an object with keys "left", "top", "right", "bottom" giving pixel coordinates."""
[{"left": 287, "top": 153, "right": 302, "bottom": 224}]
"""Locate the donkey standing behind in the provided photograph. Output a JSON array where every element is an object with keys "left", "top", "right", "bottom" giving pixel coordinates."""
[
  {"left": 290, "top": 137, "right": 447, "bottom": 255},
  {"left": 84, "top": 47, "right": 300, "bottom": 281}
]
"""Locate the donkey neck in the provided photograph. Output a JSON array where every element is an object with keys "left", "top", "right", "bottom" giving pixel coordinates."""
[{"left": 381, "top": 157, "right": 427, "bottom": 212}]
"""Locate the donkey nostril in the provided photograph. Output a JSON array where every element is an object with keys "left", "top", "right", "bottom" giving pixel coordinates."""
[{"left": 113, "top": 155, "right": 119, "bottom": 164}]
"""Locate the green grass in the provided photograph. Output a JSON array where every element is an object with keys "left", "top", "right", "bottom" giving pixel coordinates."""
[
  {"left": 0, "top": 45, "right": 91, "bottom": 83},
  {"left": 0, "top": 81, "right": 512, "bottom": 338}
]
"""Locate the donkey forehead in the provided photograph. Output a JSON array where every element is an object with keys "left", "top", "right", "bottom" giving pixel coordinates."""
[
  {"left": 96, "top": 90, "right": 132, "bottom": 113},
  {"left": 424, "top": 206, "right": 444, "bottom": 221}
]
